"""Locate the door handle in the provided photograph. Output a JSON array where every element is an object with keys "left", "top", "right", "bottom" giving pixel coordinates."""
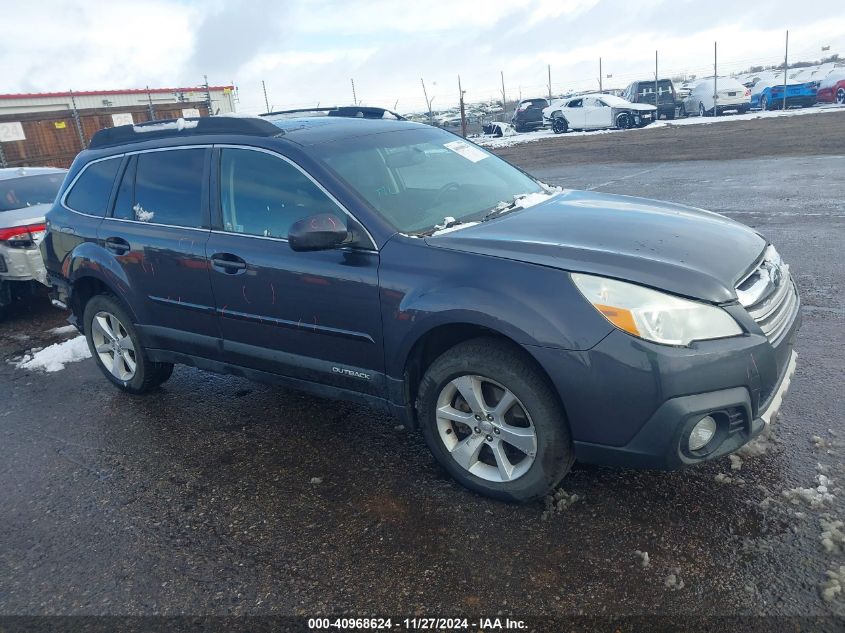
[
  {"left": 104, "top": 237, "right": 130, "bottom": 255},
  {"left": 210, "top": 253, "right": 247, "bottom": 274}
]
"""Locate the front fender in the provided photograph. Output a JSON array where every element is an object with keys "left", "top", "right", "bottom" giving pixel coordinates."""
[{"left": 379, "top": 236, "right": 614, "bottom": 379}]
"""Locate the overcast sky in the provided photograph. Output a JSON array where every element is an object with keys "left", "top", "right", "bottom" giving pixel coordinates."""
[{"left": 1, "top": 0, "right": 842, "bottom": 113}]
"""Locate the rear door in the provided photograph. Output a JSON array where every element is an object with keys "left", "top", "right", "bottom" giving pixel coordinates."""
[
  {"left": 98, "top": 147, "right": 219, "bottom": 356},
  {"left": 205, "top": 146, "right": 384, "bottom": 396}
]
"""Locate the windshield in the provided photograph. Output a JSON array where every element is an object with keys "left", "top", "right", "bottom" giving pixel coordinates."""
[
  {"left": 0, "top": 173, "right": 65, "bottom": 212},
  {"left": 315, "top": 127, "right": 543, "bottom": 234}
]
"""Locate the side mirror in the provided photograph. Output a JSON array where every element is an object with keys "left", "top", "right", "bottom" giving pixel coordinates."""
[{"left": 288, "top": 214, "right": 350, "bottom": 252}]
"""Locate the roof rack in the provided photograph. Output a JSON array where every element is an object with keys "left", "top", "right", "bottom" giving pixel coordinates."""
[
  {"left": 261, "top": 106, "right": 405, "bottom": 120},
  {"left": 88, "top": 116, "right": 282, "bottom": 149}
]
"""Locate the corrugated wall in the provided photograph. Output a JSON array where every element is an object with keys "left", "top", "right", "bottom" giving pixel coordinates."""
[{"left": 0, "top": 102, "right": 209, "bottom": 168}]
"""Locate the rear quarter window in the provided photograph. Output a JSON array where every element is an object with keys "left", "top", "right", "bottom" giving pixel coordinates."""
[{"left": 65, "top": 157, "right": 121, "bottom": 216}]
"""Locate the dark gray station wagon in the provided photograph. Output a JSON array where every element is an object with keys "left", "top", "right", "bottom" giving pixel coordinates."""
[{"left": 41, "top": 116, "right": 800, "bottom": 501}]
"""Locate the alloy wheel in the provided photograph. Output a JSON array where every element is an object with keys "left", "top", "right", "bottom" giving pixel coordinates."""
[
  {"left": 837, "top": 88, "right": 845, "bottom": 105},
  {"left": 91, "top": 310, "right": 137, "bottom": 381},
  {"left": 435, "top": 374, "right": 537, "bottom": 483}
]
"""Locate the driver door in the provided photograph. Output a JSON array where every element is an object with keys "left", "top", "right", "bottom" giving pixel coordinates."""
[
  {"left": 565, "top": 98, "right": 586, "bottom": 128},
  {"left": 205, "top": 146, "right": 385, "bottom": 396}
]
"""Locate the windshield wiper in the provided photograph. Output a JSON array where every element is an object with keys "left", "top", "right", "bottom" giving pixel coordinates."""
[
  {"left": 416, "top": 216, "right": 464, "bottom": 237},
  {"left": 481, "top": 199, "right": 522, "bottom": 222}
]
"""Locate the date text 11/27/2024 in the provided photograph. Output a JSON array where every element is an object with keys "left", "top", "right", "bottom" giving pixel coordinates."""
[{"left": 307, "top": 617, "right": 528, "bottom": 630}]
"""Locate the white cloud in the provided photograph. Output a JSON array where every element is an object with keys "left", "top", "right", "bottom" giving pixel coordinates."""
[{"left": 0, "top": 0, "right": 842, "bottom": 114}]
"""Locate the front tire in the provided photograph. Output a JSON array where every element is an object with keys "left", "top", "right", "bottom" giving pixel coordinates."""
[
  {"left": 699, "top": 102, "right": 707, "bottom": 117},
  {"left": 417, "top": 338, "right": 574, "bottom": 502},
  {"left": 83, "top": 294, "right": 173, "bottom": 394},
  {"left": 551, "top": 116, "right": 568, "bottom": 134},
  {"left": 615, "top": 112, "right": 632, "bottom": 129}
]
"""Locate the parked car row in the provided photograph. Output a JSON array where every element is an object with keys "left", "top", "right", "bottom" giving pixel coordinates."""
[{"left": 502, "top": 65, "right": 844, "bottom": 135}]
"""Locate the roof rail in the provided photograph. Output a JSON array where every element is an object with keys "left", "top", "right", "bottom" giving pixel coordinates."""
[
  {"left": 261, "top": 106, "right": 405, "bottom": 121},
  {"left": 88, "top": 116, "right": 282, "bottom": 149}
]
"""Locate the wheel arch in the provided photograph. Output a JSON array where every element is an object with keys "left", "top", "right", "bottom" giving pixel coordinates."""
[
  {"left": 66, "top": 244, "right": 139, "bottom": 326},
  {"left": 399, "top": 321, "right": 565, "bottom": 429}
]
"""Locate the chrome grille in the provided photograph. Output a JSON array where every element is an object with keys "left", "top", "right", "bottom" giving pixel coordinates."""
[{"left": 736, "top": 245, "right": 798, "bottom": 344}]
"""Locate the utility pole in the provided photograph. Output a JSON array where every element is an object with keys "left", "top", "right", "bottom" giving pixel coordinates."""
[
  {"left": 713, "top": 42, "right": 718, "bottom": 117},
  {"left": 69, "top": 89, "right": 86, "bottom": 149},
  {"left": 599, "top": 57, "right": 603, "bottom": 93},
  {"left": 262, "top": 80, "right": 270, "bottom": 113},
  {"left": 548, "top": 64, "right": 552, "bottom": 101},
  {"left": 421, "top": 78, "right": 433, "bottom": 124},
  {"left": 146, "top": 85, "right": 155, "bottom": 121},
  {"left": 203, "top": 75, "right": 213, "bottom": 115},
  {"left": 654, "top": 51, "right": 658, "bottom": 112},
  {"left": 350, "top": 78, "right": 358, "bottom": 105},
  {"left": 500, "top": 71, "right": 507, "bottom": 117},
  {"left": 783, "top": 30, "right": 789, "bottom": 111},
  {"left": 458, "top": 75, "right": 467, "bottom": 138}
]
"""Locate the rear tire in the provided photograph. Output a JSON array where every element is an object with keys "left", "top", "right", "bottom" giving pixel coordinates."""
[
  {"left": 679, "top": 104, "right": 687, "bottom": 118},
  {"left": 417, "top": 338, "right": 574, "bottom": 502},
  {"left": 836, "top": 88, "right": 845, "bottom": 105},
  {"left": 83, "top": 294, "right": 173, "bottom": 394},
  {"left": 760, "top": 95, "right": 769, "bottom": 111},
  {"left": 699, "top": 103, "right": 706, "bottom": 117}
]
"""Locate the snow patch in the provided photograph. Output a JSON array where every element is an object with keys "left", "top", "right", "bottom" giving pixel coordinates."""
[
  {"left": 820, "top": 566, "right": 845, "bottom": 602},
  {"left": 664, "top": 570, "right": 685, "bottom": 591},
  {"left": 729, "top": 454, "right": 743, "bottom": 471},
  {"left": 633, "top": 550, "right": 650, "bottom": 568},
  {"left": 134, "top": 118, "right": 198, "bottom": 133},
  {"left": 429, "top": 220, "right": 479, "bottom": 236},
  {"left": 541, "top": 488, "right": 581, "bottom": 520},
  {"left": 820, "top": 517, "right": 845, "bottom": 553},
  {"left": 782, "top": 474, "right": 836, "bottom": 508},
  {"left": 48, "top": 324, "right": 78, "bottom": 335},
  {"left": 133, "top": 204, "right": 154, "bottom": 222},
  {"left": 15, "top": 336, "right": 91, "bottom": 372}
]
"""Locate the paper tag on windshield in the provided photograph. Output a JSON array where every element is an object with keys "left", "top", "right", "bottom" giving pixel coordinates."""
[{"left": 444, "top": 140, "right": 488, "bottom": 163}]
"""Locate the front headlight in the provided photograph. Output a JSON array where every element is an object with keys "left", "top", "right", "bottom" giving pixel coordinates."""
[{"left": 571, "top": 273, "right": 742, "bottom": 346}]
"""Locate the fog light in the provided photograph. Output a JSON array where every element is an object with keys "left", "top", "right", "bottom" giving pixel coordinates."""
[{"left": 689, "top": 415, "right": 717, "bottom": 451}]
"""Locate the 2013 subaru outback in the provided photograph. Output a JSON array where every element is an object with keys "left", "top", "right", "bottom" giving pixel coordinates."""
[{"left": 41, "top": 116, "right": 800, "bottom": 501}]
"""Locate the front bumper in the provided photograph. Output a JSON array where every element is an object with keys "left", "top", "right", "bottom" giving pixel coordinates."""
[{"left": 528, "top": 302, "right": 800, "bottom": 469}]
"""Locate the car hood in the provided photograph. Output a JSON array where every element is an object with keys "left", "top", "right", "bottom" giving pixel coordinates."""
[
  {"left": 626, "top": 103, "right": 658, "bottom": 112},
  {"left": 425, "top": 190, "right": 766, "bottom": 303},
  {"left": 0, "top": 203, "right": 50, "bottom": 228}
]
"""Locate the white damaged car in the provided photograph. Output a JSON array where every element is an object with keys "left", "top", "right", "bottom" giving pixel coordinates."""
[
  {"left": 542, "top": 93, "right": 657, "bottom": 133},
  {"left": 0, "top": 167, "right": 66, "bottom": 317}
]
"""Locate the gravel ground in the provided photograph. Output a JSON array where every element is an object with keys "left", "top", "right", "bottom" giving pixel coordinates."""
[{"left": 1, "top": 121, "right": 844, "bottom": 624}]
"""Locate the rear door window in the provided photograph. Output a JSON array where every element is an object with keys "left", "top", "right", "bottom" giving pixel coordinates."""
[
  {"left": 132, "top": 149, "right": 206, "bottom": 227},
  {"left": 65, "top": 157, "right": 121, "bottom": 216}
]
